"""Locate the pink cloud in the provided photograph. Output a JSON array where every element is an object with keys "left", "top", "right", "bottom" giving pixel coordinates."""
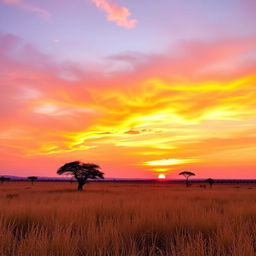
[
  {"left": 108, "top": 37, "right": 256, "bottom": 82},
  {"left": 2, "top": 0, "right": 51, "bottom": 20},
  {"left": 90, "top": 0, "right": 137, "bottom": 28}
]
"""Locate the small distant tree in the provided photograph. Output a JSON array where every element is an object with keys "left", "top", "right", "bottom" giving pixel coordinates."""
[
  {"left": 179, "top": 171, "right": 195, "bottom": 187},
  {"left": 0, "top": 176, "right": 6, "bottom": 184},
  {"left": 206, "top": 178, "right": 214, "bottom": 188},
  {"left": 0, "top": 176, "right": 10, "bottom": 184},
  {"left": 57, "top": 161, "right": 104, "bottom": 191},
  {"left": 27, "top": 176, "right": 38, "bottom": 185}
]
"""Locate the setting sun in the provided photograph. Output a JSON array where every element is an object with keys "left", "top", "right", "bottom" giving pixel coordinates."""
[{"left": 158, "top": 174, "right": 166, "bottom": 179}]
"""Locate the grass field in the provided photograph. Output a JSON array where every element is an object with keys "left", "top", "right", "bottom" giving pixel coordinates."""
[{"left": 0, "top": 181, "right": 256, "bottom": 256}]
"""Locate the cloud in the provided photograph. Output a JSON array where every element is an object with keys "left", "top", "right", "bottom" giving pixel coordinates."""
[
  {"left": 0, "top": 33, "right": 256, "bottom": 178},
  {"left": 1, "top": 0, "right": 51, "bottom": 20},
  {"left": 124, "top": 129, "right": 140, "bottom": 135},
  {"left": 90, "top": 0, "right": 137, "bottom": 28}
]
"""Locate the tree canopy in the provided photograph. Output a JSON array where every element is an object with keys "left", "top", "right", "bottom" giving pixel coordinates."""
[
  {"left": 179, "top": 171, "right": 195, "bottom": 187},
  {"left": 57, "top": 161, "right": 104, "bottom": 191},
  {"left": 27, "top": 176, "right": 38, "bottom": 184},
  {"left": 206, "top": 178, "right": 214, "bottom": 187},
  {"left": 179, "top": 171, "right": 195, "bottom": 177}
]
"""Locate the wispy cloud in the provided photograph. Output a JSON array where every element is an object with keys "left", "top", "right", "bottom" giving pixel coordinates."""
[
  {"left": 143, "top": 159, "right": 198, "bottom": 166},
  {"left": 2, "top": 0, "right": 51, "bottom": 20},
  {"left": 90, "top": 0, "right": 137, "bottom": 28}
]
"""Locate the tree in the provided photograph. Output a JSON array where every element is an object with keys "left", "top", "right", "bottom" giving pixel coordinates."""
[
  {"left": 57, "top": 161, "right": 104, "bottom": 191},
  {"left": 27, "top": 176, "right": 38, "bottom": 185},
  {"left": 0, "top": 176, "right": 10, "bottom": 184},
  {"left": 206, "top": 178, "right": 214, "bottom": 188},
  {"left": 179, "top": 171, "right": 195, "bottom": 187}
]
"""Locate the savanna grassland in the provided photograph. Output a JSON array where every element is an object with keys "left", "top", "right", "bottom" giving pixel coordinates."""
[{"left": 0, "top": 182, "right": 256, "bottom": 256}]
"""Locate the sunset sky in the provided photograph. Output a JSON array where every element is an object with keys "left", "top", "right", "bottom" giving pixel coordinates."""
[{"left": 0, "top": 0, "right": 255, "bottom": 179}]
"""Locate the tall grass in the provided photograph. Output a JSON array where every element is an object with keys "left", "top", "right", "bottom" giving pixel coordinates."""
[{"left": 0, "top": 182, "right": 256, "bottom": 255}]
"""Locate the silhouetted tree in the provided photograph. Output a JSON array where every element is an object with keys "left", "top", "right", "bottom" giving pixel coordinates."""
[
  {"left": 27, "top": 176, "right": 38, "bottom": 185},
  {"left": 0, "top": 176, "right": 10, "bottom": 184},
  {"left": 0, "top": 176, "right": 6, "bottom": 184},
  {"left": 179, "top": 171, "right": 195, "bottom": 187},
  {"left": 206, "top": 178, "right": 214, "bottom": 188},
  {"left": 57, "top": 161, "right": 104, "bottom": 191}
]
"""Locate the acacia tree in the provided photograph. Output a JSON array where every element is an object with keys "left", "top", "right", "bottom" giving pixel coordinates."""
[
  {"left": 0, "top": 176, "right": 10, "bottom": 184},
  {"left": 57, "top": 161, "right": 104, "bottom": 191},
  {"left": 179, "top": 171, "right": 195, "bottom": 187},
  {"left": 206, "top": 178, "right": 214, "bottom": 188},
  {"left": 28, "top": 176, "right": 38, "bottom": 185}
]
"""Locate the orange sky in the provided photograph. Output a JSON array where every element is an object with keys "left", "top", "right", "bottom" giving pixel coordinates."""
[{"left": 0, "top": 0, "right": 256, "bottom": 178}]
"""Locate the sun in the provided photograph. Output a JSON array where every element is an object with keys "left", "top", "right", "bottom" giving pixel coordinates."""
[{"left": 158, "top": 173, "right": 166, "bottom": 179}]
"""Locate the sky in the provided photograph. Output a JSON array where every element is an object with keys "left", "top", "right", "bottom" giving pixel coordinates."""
[{"left": 0, "top": 0, "right": 256, "bottom": 179}]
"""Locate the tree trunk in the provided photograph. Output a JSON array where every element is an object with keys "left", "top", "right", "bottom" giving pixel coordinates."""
[{"left": 77, "top": 180, "right": 85, "bottom": 191}]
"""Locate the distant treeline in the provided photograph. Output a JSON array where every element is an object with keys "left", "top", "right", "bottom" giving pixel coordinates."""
[{"left": 1, "top": 178, "right": 256, "bottom": 183}]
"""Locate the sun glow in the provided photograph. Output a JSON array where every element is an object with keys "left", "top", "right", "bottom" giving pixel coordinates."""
[
  {"left": 144, "top": 159, "right": 197, "bottom": 166},
  {"left": 158, "top": 174, "right": 166, "bottom": 179}
]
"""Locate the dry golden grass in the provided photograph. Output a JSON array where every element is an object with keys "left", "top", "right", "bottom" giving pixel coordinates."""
[{"left": 0, "top": 181, "right": 256, "bottom": 256}]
